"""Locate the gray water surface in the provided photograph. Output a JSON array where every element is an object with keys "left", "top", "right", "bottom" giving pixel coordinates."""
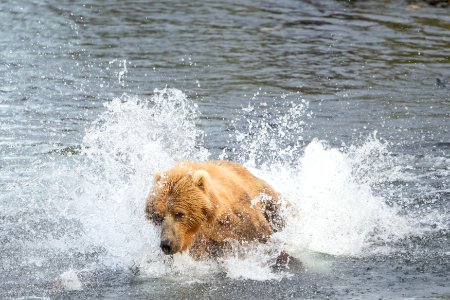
[{"left": 1, "top": 1, "right": 449, "bottom": 299}]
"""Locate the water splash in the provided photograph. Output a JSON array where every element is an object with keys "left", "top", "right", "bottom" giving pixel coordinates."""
[
  {"left": 10, "top": 89, "right": 441, "bottom": 283},
  {"left": 266, "top": 138, "right": 410, "bottom": 257},
  {"left": 77, "top": 89, "right": 208, "bottom": 266},
  {"left": 229, "top": 98, "right": 311, "bottom": 167}
]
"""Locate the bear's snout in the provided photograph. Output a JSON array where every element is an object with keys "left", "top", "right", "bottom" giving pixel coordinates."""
[
  {"left": 160, "top": 217, "right": 182, "bottom": 255},
  {"left": 160, "top": 239, "right": 174, "bottom": 254}
]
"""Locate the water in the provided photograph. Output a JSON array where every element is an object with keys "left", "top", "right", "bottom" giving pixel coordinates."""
[{"left": 0, "top": 0, "right": 449, "bottom": 299}]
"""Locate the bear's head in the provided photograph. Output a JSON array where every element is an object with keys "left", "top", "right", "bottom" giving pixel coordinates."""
[{"left": 145, "top": 167, "right": 216, "bottom": 255}]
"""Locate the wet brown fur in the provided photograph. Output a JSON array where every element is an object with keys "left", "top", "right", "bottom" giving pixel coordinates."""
[{"left": 145, "top": 160, "right": 283, "bottom": 259}]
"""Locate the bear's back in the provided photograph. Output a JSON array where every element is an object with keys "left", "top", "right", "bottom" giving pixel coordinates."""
[{"left": 194, "top": 161, "right": 271, "bottom": 204}]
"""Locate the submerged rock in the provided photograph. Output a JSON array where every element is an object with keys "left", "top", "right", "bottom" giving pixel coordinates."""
[
  {"left": 409, "top": 0, "right": 449, "bottom": 7},
  {"left": 436, "top": 77, "right": 450, "bottom": 88},
  {"left": 424, "top": 0, "right": 449, "bottom": 6}
]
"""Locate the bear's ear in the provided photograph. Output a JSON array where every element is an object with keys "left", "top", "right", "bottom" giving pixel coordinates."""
[
  {"left": 153, "top": 170, "right": 163, "bottom": 183},
  {"left": 192, "top": 169, "right": 209, "bottom": 191}
]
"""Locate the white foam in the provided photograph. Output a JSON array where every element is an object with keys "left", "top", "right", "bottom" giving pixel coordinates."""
[
  {"left": 222, "top": 255, "right": 281, "bottom": 281},
  {"left": 55, "top": 269, "right": 82, "bottom": 291},
  {"left": 139, "top": 252, "right": 218, "bottom": 280}
]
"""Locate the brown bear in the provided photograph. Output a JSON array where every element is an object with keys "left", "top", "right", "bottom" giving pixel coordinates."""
[{"left": 144, "top": 160, "right": 284, "bottom": 259}]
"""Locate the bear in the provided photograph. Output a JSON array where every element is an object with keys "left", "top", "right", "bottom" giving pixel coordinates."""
[{"left": 144, "top": 160, "right": 284, "bottom": 259}]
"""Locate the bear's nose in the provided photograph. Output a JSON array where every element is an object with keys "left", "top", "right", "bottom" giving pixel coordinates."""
[{"left": 160, "top": 239, "right": 173, "bottom": 254}]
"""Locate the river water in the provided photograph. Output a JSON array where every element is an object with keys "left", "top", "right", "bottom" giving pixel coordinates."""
[{"left": 0, "top": 0, "right": 449, "bottom": 299}]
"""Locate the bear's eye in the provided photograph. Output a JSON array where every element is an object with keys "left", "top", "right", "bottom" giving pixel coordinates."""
[
  {"left": 151, "top": 213, "right": 164, "bottom": 225},
  {"left": 174, "top": 212, "right": 184, "bottom": 221}
]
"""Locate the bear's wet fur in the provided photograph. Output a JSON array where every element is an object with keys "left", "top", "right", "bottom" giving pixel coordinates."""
[{"left": 145, "top": 160, "right": 284, "bottom": 259}]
